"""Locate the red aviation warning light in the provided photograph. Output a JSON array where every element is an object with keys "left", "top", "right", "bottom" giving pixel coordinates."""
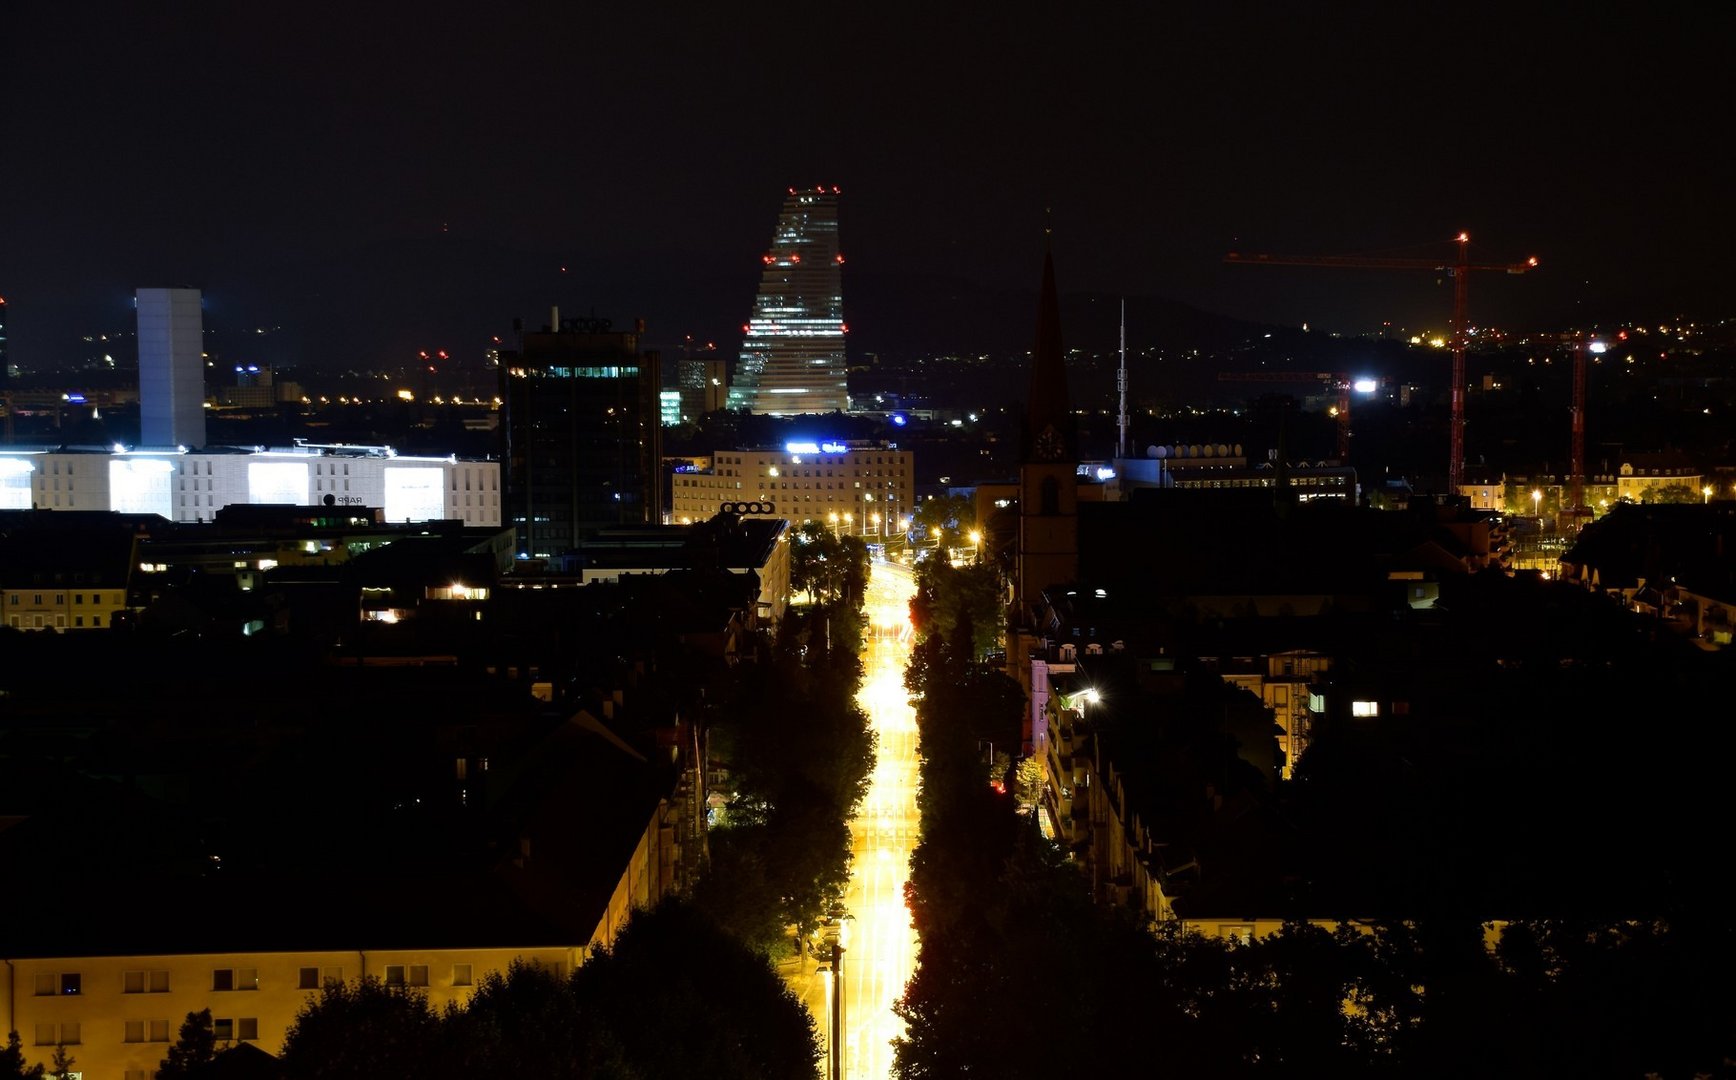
[{"left": 790, "top": 253, "right": 801, "bottom": 264}]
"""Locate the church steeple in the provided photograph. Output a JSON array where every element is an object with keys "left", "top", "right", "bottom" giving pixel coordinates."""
[
  {"left": 1022, "top": 250, "right": 1073, "bottom": 464},
  {"left": 1016, "top": 246, "right": 1079, "bottom": 616}
]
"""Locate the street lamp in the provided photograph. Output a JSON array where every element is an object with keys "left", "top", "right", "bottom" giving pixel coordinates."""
[
  {"left": 1704, "top": 485, "right": 1714, "bottom": 504},
  {"left": 1532, "top": 488, "right": 1542, "bottom": 518},
  {"left": 819, "top": 929, "right": 846, "bottom": 1080},
  {"left": 969, "top": 529, "right": 982, "bottom": 563},
  {"left": 828, "top": 511, "right": 839, "bottom": 539}
]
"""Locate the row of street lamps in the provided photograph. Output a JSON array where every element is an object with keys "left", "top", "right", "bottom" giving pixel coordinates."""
[{"left": 822, "top": 512, "right": 985, "bottom": 561}]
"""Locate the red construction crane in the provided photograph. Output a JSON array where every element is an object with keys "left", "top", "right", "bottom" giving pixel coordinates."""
[
  {"left": 1217, "top": 371, "right": 1361, "bottom": 459},
  {"left": 1226, "top": 234, "right": 1538, "bottom": 494}
]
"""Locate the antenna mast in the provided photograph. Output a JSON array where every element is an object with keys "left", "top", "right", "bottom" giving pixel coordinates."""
[{"left": 1117, "top": 298, "right": 1128, "bottom": 459}]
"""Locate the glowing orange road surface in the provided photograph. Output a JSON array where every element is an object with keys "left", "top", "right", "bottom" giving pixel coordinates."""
[{"left": 842, "top": 562, "right": 920, "bottom": 1078}]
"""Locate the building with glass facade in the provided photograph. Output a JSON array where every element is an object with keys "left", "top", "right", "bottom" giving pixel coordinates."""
[
  {"left": 497, "top": 319, "right": 662, "bottom": 560},
  {"left": 727, "top": 187, "right": 848, "bottom": 415}
]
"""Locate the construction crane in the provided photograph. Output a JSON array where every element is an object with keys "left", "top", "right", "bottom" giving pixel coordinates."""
[
  {"left": 1217, "top": 371, "right": 1377, "bottom": 460},
  {"left": 1226, "top": 233, "right": 1538, "bottom": 493}
]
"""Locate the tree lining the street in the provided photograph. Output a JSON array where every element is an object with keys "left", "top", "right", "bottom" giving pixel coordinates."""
[
  {"left": 694, "top": 537, "right": 876, "bottom": 955},
  {"left": 891, "top": 584, "right": 1736, "bottom": 1076}
]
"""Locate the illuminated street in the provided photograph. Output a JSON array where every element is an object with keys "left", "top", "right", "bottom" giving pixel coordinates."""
[{"left": 793, "top": 558, "right": 920, "bottom": 1078}]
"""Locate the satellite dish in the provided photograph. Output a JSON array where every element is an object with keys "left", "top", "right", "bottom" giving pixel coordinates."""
[
  {"left": 1150, "top": 445, "right": 1165, "bottom": 459},
  {"left": 1188, "top": 444, "right": 1200, "bottom": 458},
  {"left": 1233, "top": 443, "right": 1243, "bottom": 456},
  {"left": 323, "top": 493, "right": 336, "bottom": 507},
  {"left": 1203, "top": 444, "right": 1215, "bottom": 458}
]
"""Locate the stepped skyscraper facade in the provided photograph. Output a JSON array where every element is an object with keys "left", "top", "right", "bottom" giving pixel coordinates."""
[{"left": 728, "top": 186, "right": 848, "bottom": 414}]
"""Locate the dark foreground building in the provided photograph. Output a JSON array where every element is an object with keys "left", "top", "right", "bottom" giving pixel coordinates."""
[{"left": 498, "top": 314, "right": 663, "bottom": 561}]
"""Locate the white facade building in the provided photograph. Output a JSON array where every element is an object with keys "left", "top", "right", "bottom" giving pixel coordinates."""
[{"left": 0, "top": 445, "right": 501, "bottom": 526}]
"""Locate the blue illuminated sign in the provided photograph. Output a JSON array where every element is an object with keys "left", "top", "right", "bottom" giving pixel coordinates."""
[{"left": 786, "top": 440, "right": 850, "bottom": 455}]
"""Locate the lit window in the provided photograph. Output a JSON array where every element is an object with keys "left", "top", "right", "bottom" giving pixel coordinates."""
[{"left": 1351, "top": 700, "right": 1379, "bottom": 717}]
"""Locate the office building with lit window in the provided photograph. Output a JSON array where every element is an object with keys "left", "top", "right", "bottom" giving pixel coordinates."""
[
  {"left": 676, "top": 352, "right": 729, "bottom": 420},
  {"left": 497, "top": 316, "right": 662, "bottom": 560},
  {"left": 727, "top": 187, "right": 848, "bottom": 415},
  {"left": 668, "top": 440, "right": 912, "bottom": 538}
]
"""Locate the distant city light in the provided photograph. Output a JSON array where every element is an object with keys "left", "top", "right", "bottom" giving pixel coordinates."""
[
  {"left": 890, "top": 413, "right": 907, "bottom": 427},
  {"left": 1353, "top": 378, "right": 1378, "bottom": 393},
  {"left": 1588, "top": 341, "right": 1608, "bottom": 354}
]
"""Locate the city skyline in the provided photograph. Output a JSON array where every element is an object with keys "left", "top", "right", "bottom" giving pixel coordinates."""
[{"left": 1, "top": 6, "right": 1730, "bottom": 374}]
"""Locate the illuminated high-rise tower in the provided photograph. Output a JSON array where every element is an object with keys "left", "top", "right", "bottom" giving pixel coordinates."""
[
  {"left": 728, "top": 186, "right": 848, "bottom": 414},
  {"left": 136, "top": 287, "right": 206, "bottom": 449}
]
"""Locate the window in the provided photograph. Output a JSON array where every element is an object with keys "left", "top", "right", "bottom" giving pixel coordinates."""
[
  {"left": 1351, "top": 700, "right": 1379, "bottom": 718},
  {"left": 125, "top": 1020, "right": 145, "bottom": 1043},
  {"left": 384, "top": 965, "right": 405, "bottom": 986},
  {"left": 452, "top": 964, "right": 473, "bottom": 987},
  {"left": 32, "top": 1024, "right": 54, "bottom": 1047},
  {"left": 124, "top": 969, "right": 169, "bottom": 994},
  {"left": 213, "top": 969, "right": 233, "bottom": 991},
  {"left": 47, "top": 972, "right": 82, "bottom": 1000},
  {"left": 151, "top": 1019, "right": 170, "bottom": 1042},
  {"left": 409, "top": 965, "right": 429, "bottom": 987},
  {"left": 238, "top": 1018, "right": 258, "bottom": 1041},
  {"left": 298, "top": 967, "right": 319, "bottom": 990},
  {"left": 214, "top": 1018, "right": 234, "bottom": 1041},
  {"left": 1219, "top": 924, "right": 1256, "bottom": 945}
]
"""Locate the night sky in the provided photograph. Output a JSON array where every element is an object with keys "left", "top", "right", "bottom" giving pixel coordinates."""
[{"left": 3, "top": 4, "right": 1730, "bottom": 373}]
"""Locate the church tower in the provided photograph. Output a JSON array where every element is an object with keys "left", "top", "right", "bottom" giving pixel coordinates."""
[{"left": 1016, "top": 251, "right": 1078, "bottom": 614}]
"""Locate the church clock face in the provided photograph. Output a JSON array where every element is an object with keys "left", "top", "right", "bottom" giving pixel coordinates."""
[{"left": 1035, "top": 424, "right": 1065, "bottom": 461}]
